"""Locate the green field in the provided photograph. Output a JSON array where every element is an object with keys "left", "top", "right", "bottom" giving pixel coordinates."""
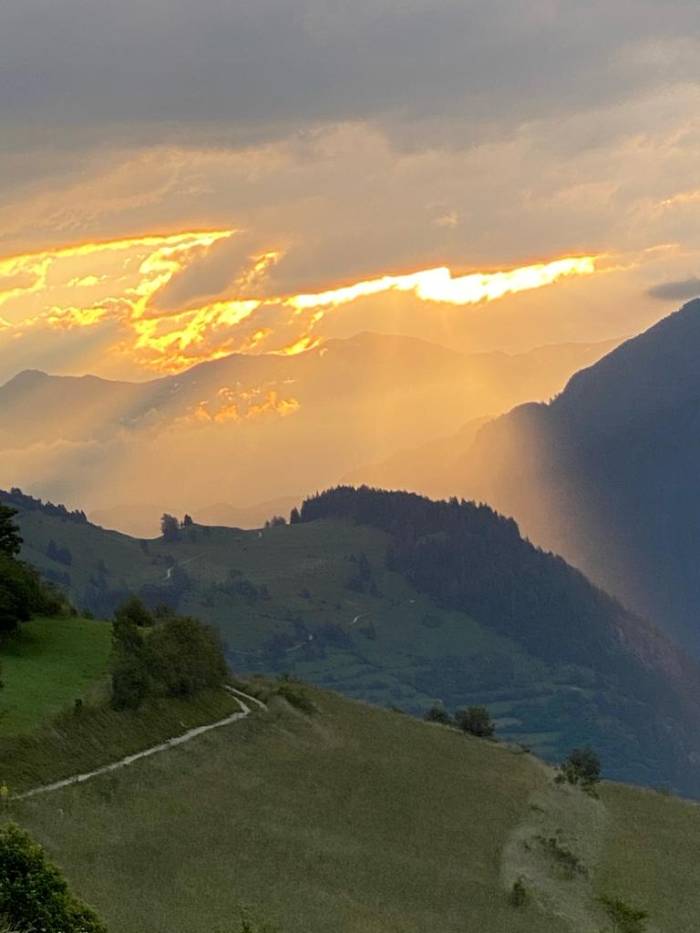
[
  {"left": 0, "top": 616, "right": 112, "bottom": 735},
  {"left": 14, "top": 513, "right": 620, "bottom": 768},
  {"left": 1, "top": 599, "right": 698, "bottom": 932},
  {"left": 10, "top": 683, "right": 700, "bottom": 933}
]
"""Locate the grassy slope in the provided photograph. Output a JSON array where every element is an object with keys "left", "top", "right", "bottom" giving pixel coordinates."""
[
  {"left": 15, "top": 687, "right": 569, "bottom": 933},
  {"left": 16, "top": 513, "right": 596, "bottom": 762},
  {"left": 596, "top": 783, "right": 700, "bottom": 932},
  {"left": 11, "top": 685, "right": 700, "bottom": 933},
  {"left": 0, "top": 616, "right": 111, "bottom": 735}
]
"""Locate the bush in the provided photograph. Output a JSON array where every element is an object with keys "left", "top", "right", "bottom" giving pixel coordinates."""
[
  {"left": 0, "top": 554, "right": 66, "bottom": 635},
  {"left": 115, "top": 595, "right": 154, "bottom": 628},
  {"left": 455, "top": 705, "right": 495, "bottom": 738},
  {"left": 0, "top": 824, "right": 106, "bottom": 932},
  {"left": 599, "top": 895, "right": 649, "bottom": 932},
  {"left": 147, "top": 615, "right": 228, "bottom": 698},
  {"left": 276, "top": 681, "right": 315, "bottom": 714},
  {"left": 509, "top": 877, "right": 529, "bottom": 907},
  {"left": 111, "top": 610, "right": 228, "bottom": 707},
  {"left": 110, "top": 615, "right": 150, "bottom": 709},
  {"left": 557, "top": 747, "right": 601, "bottom": 791},
  {"left": 424, "top": 704, "right": 451, "bottom": 725}
]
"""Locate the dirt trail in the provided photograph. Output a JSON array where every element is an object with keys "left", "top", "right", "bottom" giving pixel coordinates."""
[
  {"left": 501, "top": 764, "right": 609, "bottom": 931},
  {"left": 14, "top": 686, "right": 266, "bottom": 802}
]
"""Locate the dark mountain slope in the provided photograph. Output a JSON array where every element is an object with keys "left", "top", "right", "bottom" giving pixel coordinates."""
[
  {"left": 463, "top": 299, "right": 700, "bottom": 655},
  {"left": 0, "top": 333, "right": 614, "bottom": 533}
]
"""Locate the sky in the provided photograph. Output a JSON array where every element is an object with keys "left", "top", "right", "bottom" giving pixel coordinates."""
[{"left": 1, "top": 0, "right": 700, "bottom": 382}]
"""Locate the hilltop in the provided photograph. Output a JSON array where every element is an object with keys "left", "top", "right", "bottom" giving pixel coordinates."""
[{"left": 7, "top": 484, "right": 700, "bottom": 798}]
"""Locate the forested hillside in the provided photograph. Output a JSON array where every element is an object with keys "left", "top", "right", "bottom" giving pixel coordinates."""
[
  {"left": 460, "top": 298, "right": 700, "bottom": 658},
  {"left": 8, "top": 485, "right": 700, "bottom": 797}
]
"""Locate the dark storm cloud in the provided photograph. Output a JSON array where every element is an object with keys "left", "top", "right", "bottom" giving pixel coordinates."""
[
  {"left": 647, "top": 277, "right": 700, "bottom": 301},
  {"left": 1, "top": 0, "right": 699, "bottom": 156}
]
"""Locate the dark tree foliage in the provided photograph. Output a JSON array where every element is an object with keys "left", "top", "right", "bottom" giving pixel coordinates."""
[
  {"left": 0, "top": 488, "right": 87, "bottom": 525},
  {"left": 147, "top": 614, "right": 228, "bottom": 698},
  {"left": 111, "top": 606, "right": 227, "bottom": 708},
  {"left": 289, "top": 507, "right": 301, "bottom": 525},
  {"left": 0, "top": 504, "right": 22, "bottom": 558},
  {"left": 558, "top": 747, "right": 602, "bottom": 790},
  {"left": 265, "top": 515, "right": 287, "bottom": 528},
  {"left": 0, "top": 555, "right": 65, "bottom": 635},
  {"left": 424, "top": 704, "right": 451, "bottom": 725},
  {"left": 182, "top": 513, "right": 194, "bottom": 527},
  {"left": 115, "top": 595, "right": 154, "bottom": 628},
  {"left": 111, "top": 613, "right": 151, "bottom": 709},
  {"left": 455, "top": 705, "right": 495, "bottom": 738},
  {"left": 160, "top": 513, "right": 180, "bottom": 542},
  {"left": 298, "top": 487, "right": 663, "bottom": 683},
  {"left": 0, "top": 824, "right": 105, "bottom": 933}
]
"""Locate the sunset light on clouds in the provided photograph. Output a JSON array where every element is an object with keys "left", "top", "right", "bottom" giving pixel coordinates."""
[
  {"left": 0, "top": 230, "right": 600, "bottom": 374},
  {"left": 0, "top": 1, "right": 699, "bottom": 385}
]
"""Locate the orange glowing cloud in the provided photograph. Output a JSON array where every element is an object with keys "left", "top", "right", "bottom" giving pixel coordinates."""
[
  {"left": 0, "top": 229, "right": 600, "bottom": 376},
  {"left": 288, "top": 257, "right": 597, "bottom": 311}
]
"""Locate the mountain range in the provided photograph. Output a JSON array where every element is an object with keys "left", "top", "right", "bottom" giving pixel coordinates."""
[{"left": 0, "top": 332, "right": 615, "bottom": 534}]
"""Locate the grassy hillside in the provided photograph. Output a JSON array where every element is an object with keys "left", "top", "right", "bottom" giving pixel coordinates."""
[
  {"left": 10, "top": 684, "right": 700, "bottom": 933},
  {"left": 0, "top": 616, "right": 111, "bottom": 735},
  {"left": 10, "top": 493, "right": 700, "bottom": 797}
]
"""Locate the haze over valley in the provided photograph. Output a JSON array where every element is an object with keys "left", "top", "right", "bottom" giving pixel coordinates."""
[{"left": 3, "top": 2, "right": 700, "bottom": 931}]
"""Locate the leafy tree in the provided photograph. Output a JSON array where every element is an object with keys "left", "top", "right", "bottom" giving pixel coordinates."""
[
  {"left": 558, "top": 747, "right": 601, "bottom": 790},
  {"left": 455, "top": 705, "right": 495, "bottom": 738},
  {"left": 146, "top": 614, "right": 228, "bottom": 698},
  {"left": 265, "top": 515, "right": 287, "bottom": 528},
  {"left": 289, "top": 507, "right": 301, "bottom": 525},
  {"left": 160, "top": 513, "right": 180, "bottom": 542},
  {"left": 424, "top": 704, "right": 451, "bottom": 725},
  {"left": 115, "top": 595, "right": 154, "bottom": 628},
  {"left": 0, "top": 824, "right": 106, "bottom": 932},
  {"left": 0, "top": 505, "right": 21, "bottom": 558},
  {"left": 599, "top": 895, "right": 649, "bottom": 932},
  {"left": 111, "top": 614, "right": 150, "bottom": 709},
  {"left": 182, "top": 514, "right": 194, "bottom": 527},
  {"left": 0, "top": 554, "right": 64, "bottom": 635}
]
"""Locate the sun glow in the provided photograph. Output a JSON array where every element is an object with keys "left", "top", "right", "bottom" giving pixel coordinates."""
[
  {"left": 0, "top": 229, "right": 599, "bottom": 375},
  {"left": 289, "top": 257, "right": 597, "bottom": 311}
]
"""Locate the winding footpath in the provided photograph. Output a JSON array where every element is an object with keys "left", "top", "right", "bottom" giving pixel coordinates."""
[{"left": 14, "top": 686, "right": 266, "bottom": 802}]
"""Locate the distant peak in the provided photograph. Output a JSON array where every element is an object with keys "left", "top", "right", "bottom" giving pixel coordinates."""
[{"left": 2, "top": 369, "right": 49, "bottom": 389}]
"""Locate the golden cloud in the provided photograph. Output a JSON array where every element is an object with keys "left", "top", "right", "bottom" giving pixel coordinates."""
[{"left": 0, "top": 229, "right": 600, "bottom": 375}]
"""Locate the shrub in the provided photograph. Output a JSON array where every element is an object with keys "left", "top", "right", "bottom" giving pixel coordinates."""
[
  {"left": 147, "top": 615, "right": 228, "bottom": 698},
  {"left": 509, "top": 877, "right": 529, "bottom": 907},
  {"left": 557, "top": 747, "right": 601, "bottom": 791},
  {"left": 111, "top": 608, "right": 228, "bottom": 707},
  {"left": 424, "top": 705, "right": 451, "bottom": 725},
  {"left": 0, "top": 554, "right": 66, "bottom": 635},
  {"left": 115, "top": 595, "right": 154, "bottom": 628},
  {"left": 454, "top": 705, "right": 495, "bottom": 738},
  {"left": 0, "top": 824, "right": 106, "bottom": 933},
  {"left": 110, "top": 615, "right": 150, "bottom": 709},
  {"left": 276, "top": 681, "right": 315, "bottom": 714},
  {"left": 599, "top": 895, "right": 649, "bottom": 932}
]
